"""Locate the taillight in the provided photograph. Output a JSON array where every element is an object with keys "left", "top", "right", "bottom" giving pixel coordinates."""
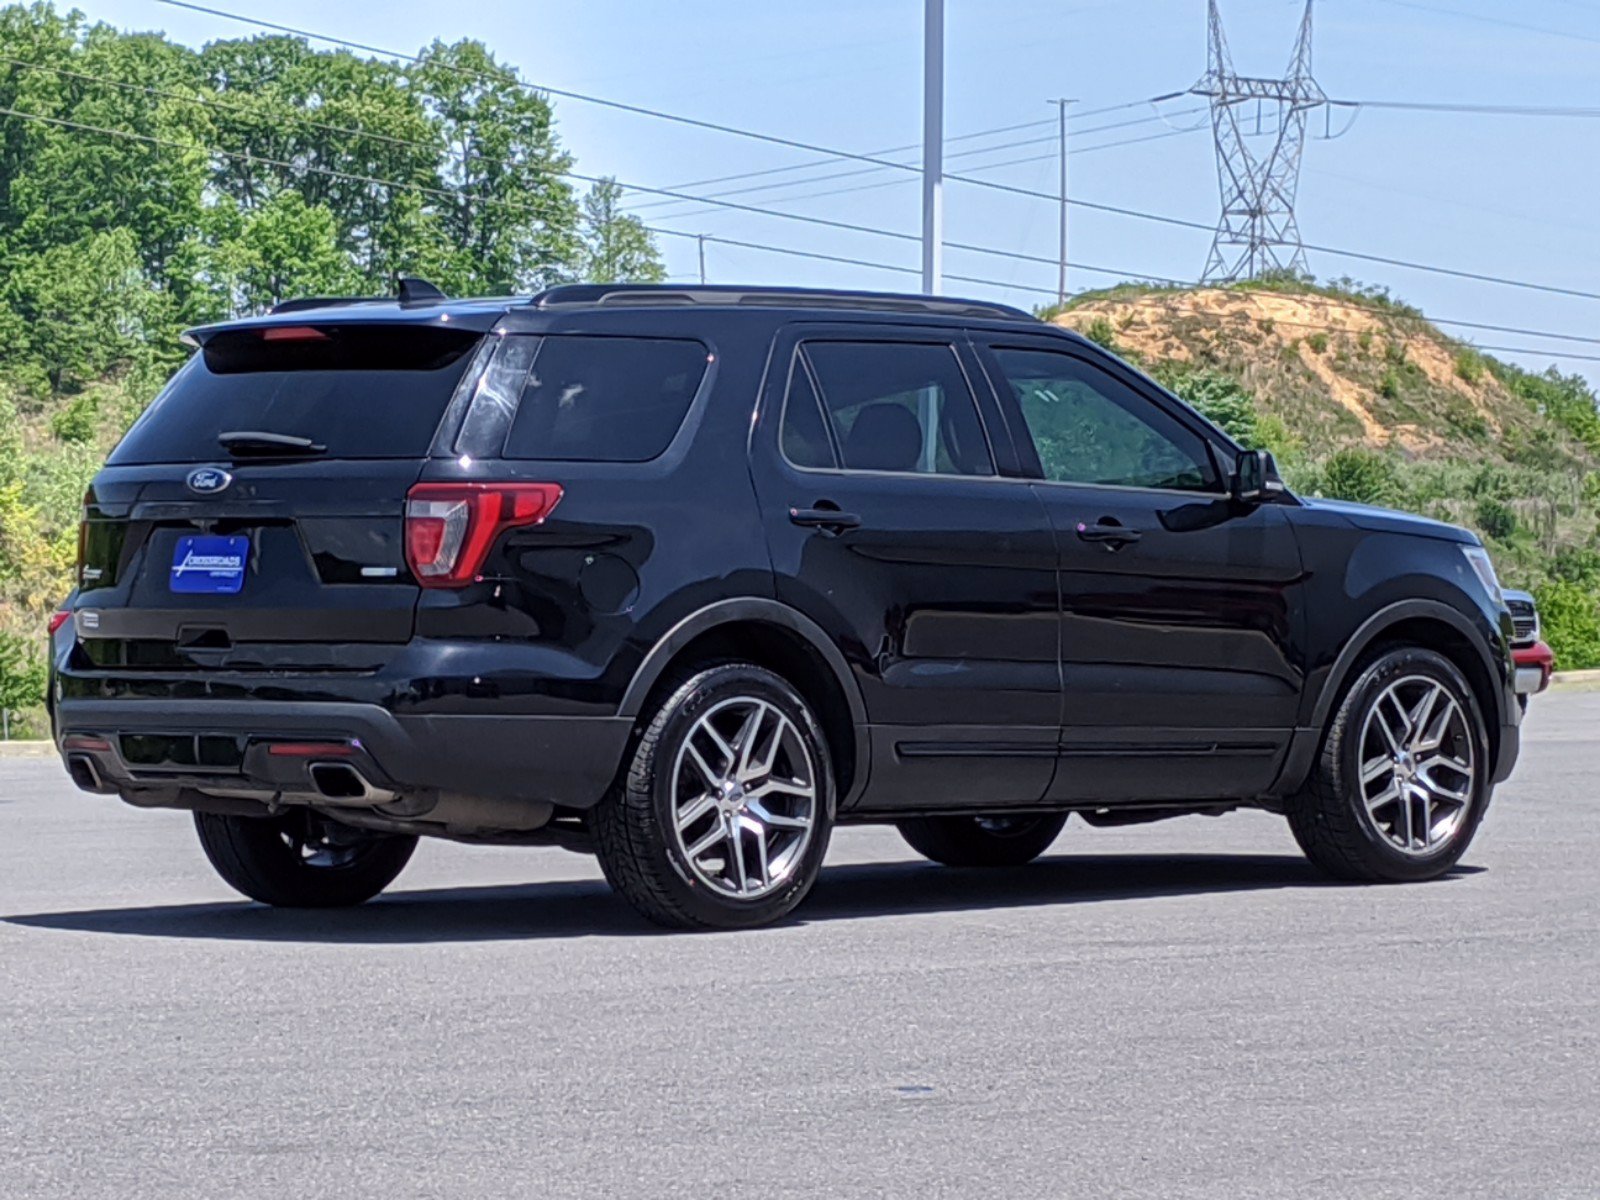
[
  {"left": 404, "top": 482, "right": 563, "bottom": 588},
  {"left": 48, "top": 610, "right": 71, "bottom": 637}
]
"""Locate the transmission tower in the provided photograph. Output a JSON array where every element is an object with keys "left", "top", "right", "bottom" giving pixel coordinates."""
[{"left": 1192, "top": 0, "right": 1327, "bottom": 282}]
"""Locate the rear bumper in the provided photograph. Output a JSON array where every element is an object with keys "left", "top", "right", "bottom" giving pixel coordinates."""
[
  {"left": 1512, "top": 641, "right": 1554, "bottom": 696},
  {"left": 53, "top": 698, "right": 631, "bottom": 810}
]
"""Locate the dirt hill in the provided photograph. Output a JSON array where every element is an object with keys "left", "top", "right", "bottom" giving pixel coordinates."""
[{"left": 1049, "top": 282, "right": 1596, "bottom": 470}]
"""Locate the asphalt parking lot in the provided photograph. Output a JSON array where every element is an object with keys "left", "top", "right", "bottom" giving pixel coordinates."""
[{"left": 2, "top": 693, "right": 1597, "bottom": 1200}]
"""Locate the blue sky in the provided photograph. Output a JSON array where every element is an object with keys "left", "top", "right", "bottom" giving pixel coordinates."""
[{"left": 77, "top": 0, "right": 1600, "bottom": 383}]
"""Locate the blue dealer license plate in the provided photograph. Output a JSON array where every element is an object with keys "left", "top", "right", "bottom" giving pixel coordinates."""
[{"left": 170, "top": 535, "right": 250, "bottom": 595}]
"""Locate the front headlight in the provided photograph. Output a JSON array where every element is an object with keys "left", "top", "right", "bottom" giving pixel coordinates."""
[{"left": 1462, "top": 545, "right": 1503, "bottom": 604}]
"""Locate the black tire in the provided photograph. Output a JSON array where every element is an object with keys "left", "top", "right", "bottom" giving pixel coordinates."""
[
  {"left": 896, "top": 812, "right": 1068, "bottom": 867},
  {"left": 1287, "top": 645, "right": 1491, "bottom": 883},
  {"left": 591, "top": 663, "right": 835, "bottom": 930},
  {"left": 194, "top": 810, "right": 417, "bottom": 907}
]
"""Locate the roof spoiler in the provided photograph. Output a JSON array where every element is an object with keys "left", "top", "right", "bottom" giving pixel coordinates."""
[{"left": 268, "top": 277, "right": 451, "bottom": 316}]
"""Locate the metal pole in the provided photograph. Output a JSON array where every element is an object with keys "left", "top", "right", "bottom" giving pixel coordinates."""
[
  {"left": 921, "top": 0, "right": 944, "bottom": 295},
  {"left": 697, "top": 234, "right": 707, "bottom": 285},
  {"left": 1051, "top": 99, "right": 1076, "bottom": 307}
]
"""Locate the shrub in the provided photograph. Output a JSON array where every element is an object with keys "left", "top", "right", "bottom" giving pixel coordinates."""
[
  {"left": 1306, "top": 333, "right": 1329, "bottom": 355},
  {"left": 1316, "top": 448, "right": 1401, "bottom": 507},
  {"left": 1379, "top": 367, "right": 1402, "bottom": 400},
  {"left": 50, "top": 393, "right": 99, "bottom": 444},
  {"left": 0, "top": 631, "right": 48, "bottom": 719},
  {"left": 1455, "top": 349, "right": 1485, "bottom": 384},
  {"left": 1474, "top": 496, "right": 1517, "bottom": 540},
  {"left": 1534, "top": 579, "right": 1600, "bottom": 671},
  {"left": 1082, "top": 317, "right": 1118, "bottom": 352},
  {"left": 1150, "top": 364, "right": 1259, "bottom": 447}
]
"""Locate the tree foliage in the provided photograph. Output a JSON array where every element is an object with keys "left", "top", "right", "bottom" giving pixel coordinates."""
[{"left": 0, "top": 2, "right": 667, "bottom": 720}]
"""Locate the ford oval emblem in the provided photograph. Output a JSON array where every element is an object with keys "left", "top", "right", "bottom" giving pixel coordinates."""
[{"left": 186, "top": 467, "right": 234, "bottom": 495}]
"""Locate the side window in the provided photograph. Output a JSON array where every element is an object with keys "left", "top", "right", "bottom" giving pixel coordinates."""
[
  {"left": 501, "top": 335, "right": 709, "bottom": 462},
  {"left": 780, "top": 356, "right": 836, "bottom": 469},
  {"left": 993, "top": 348, "right": 1219, "bottom": 492},
  {"left": 800, "top": 341, "right": 993, "bottom": 476}
]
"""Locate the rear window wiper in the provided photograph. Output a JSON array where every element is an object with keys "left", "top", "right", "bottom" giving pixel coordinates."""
[{"left": 218, "top": 430, "right": 327, "bottom": 457}]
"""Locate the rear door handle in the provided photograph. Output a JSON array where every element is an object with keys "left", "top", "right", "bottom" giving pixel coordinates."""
[
  {"left": 790, "top": 506, "right": 862, "bottom": 534},
  {"left": 1076, "top": 520, "right": 1141, "bottom": 548}
]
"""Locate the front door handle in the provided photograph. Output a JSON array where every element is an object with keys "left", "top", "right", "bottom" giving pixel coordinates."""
[
  {"left": 1076, "top": 519, "right": 1141, "bottom": 549},
  {"left": 790, "top": 505, "right": 862, "bottom": 535}
]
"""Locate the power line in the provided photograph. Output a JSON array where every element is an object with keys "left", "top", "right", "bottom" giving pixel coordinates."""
[
  {"left": 18, "top": 11, "right": 1600, "bottom": 307},
  {"left": 153, "top": 0, "right": 1160, "bottom": 186},
  {"left": 1331, "top": 97, "right": 1600, "bottom": 118},
  {"left": 140, "top": 5, "right": 1232, "bottom": 249},
  {"left": 631, "top": 108, "right": 1202, "bottom": 213},
  {"left": 635, "top": 120, "right": 1207, "bottom": 222},
  {"left": 0, "top": 101, "right": 1181, "bottom": 289},
  {"left": 2, "top": 100, "right": 1594, "bottom": 366}
]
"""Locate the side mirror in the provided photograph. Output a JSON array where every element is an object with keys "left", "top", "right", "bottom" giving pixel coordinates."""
[{"left": 1231, "top": 449, "right": 1280, "bottom": 505}]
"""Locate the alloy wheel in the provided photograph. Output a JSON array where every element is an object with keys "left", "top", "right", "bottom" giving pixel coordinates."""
[
  {"left": 670, "top": 696, "right": 818, "bottom": 899},
  {"left": 1356, "top": 675, "right": 1476, "bottom": 856}
]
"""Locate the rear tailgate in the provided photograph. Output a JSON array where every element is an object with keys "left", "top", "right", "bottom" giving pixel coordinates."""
[{"left": 75, "top": 320, "right": 487, "bottom": 671}]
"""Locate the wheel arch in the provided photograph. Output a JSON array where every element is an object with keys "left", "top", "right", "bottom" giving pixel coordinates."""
[
  {"left": 618, "top": 599, "right": 870, "bottom": 806},
  {"left": 1277, "top": 598, "right": 1508, "bottom": 796}
]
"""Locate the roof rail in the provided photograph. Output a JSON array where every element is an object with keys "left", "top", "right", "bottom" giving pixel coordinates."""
[{"left": 530, "top": 283, "right": 1036, "bottom": 322}]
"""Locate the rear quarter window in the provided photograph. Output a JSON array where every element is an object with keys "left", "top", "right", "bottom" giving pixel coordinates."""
[
  {"left": 111, "top": 324, "right": 484, "bottom": 464},
  {"left": 499, "top": 336, "right": 710, "bottom": 462}
]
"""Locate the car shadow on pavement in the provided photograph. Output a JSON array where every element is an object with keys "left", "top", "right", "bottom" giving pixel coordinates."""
[{"left": 3, "top": 852, "right": 1482, "bottom": 944}]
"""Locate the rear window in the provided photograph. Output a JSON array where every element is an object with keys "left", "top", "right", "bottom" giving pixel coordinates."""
[
  {"left": 500, "top": 335, "right": 709, "bottom": 462},
  {"left": 110, "top": 324, "right": 483, "bottom": 464}
]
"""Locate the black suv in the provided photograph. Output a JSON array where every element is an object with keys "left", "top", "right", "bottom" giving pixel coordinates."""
[{"left": 52, "top": 283, "right": 1525, "bottom": 929}]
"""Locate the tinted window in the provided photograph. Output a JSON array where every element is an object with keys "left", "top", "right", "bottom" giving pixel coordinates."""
[
  {"left": 111, "top": 325, "right": 483, "bottom": 464},
  {"left": 802, "top": 341, "right": 993, "bottom": 476},
  {"left": 780, "top": 358, "right": 836, "bottom": 469},
  {"left": 502, "top": 336, "right": 708, "bottom": 462},
  {"left": 994, "top": 348, "right": 1218, "bottom": 491}
]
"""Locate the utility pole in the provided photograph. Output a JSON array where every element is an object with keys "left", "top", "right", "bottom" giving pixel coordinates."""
[
  {"left": 697, "top": 234, "right": 707, "bottom": 285},
  {"left": 921, "top": 0, "right": 944, "bottom": 295},
  {"left": 1050, "top": 98, "right": 1076, "bottom": 306}
]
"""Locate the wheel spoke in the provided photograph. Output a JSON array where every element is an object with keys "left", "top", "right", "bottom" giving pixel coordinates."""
[
  {"left": 684, "top": 740, "right": 723, "bottom": 790},
  {"left": 745, "top": 798, "right": 808, "bottom": 830},
  {"left": 1406, "top": 685, "right": 1440, "bottom": 749},
  {"left": 1371, "top": 699, "right": 1403, "bottom": 754},
  {"left": 1413, "top": 696, "right": 1456, "bottom": 754},
  {"left": 728, "top": 821, "right": 750, "bottom": 893},
  {"left": 1364, "top": 782, "right": 1400, "bottom": 816},
  {"left": 733, "top": 702, "right": 768, "bottom": 780},
  {"left": 685, "top": 818, "right": 728, "bottom": 860},
  {"left": 1419, "top": 772, "right": 1470, "bottom": 803},
  {"left": 676, "top": 793, "right": 717, "bottom": 832},
  {"left": 751, "top": 717, "right": 785, "bottom": 782},
  {"left": 1361, "top": 754, "right": 1393, "bottom": 786},
  {"left": 749, "top": 776, "right": 813, "bottom": 801},
  {"left": 741, "top": 813, "right": 770, "bottom": 890}
]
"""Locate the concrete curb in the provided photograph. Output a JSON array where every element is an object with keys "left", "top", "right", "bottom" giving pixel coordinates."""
[
  {"left": 0, "top": 741, "right": 56, "bottom": 758},
  {"left": 1548, "top": 669, "right": 1600, "bottom": 693}
]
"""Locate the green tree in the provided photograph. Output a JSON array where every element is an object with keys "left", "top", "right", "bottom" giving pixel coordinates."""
[
  {"left": 2, "top": 228, "right": 170, "bottom": 394},
  {"left": 411, "top": 39, "right": 580, "bottom": 294},
  {"left": 216, "top": 192, "right": 362, "bottom": 313},
  {"left": 577, "top": 177, "right": 664, "bottom": 284},
  {"left": 0, "top": 629, "right": 48, "bottom": 720}
]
